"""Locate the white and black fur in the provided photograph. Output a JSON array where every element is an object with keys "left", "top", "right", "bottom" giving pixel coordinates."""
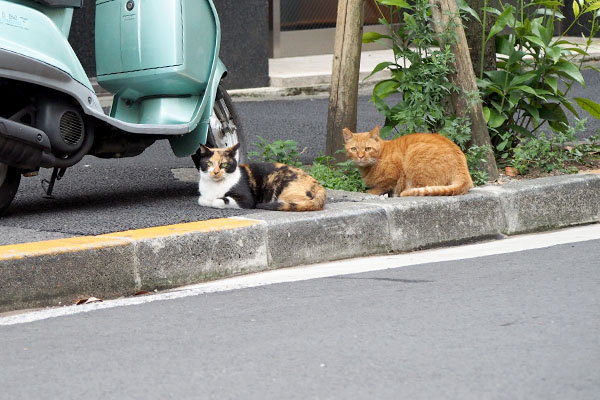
[
  {"left": 197, "top": 143, "right": 252, "bottom": 209},
  {"left": 197, "top": 143, "right": 326, "bottom": 211}
]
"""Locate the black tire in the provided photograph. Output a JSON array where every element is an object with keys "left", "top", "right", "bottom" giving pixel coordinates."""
[
  {"left": 192, "top": 85, "right": 247, "bottom": 169},
  {"left": 0, "top": 163, "right": 21, "bottom": 216}
]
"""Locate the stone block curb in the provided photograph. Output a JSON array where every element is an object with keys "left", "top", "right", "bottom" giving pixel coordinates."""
[{"left": 1, "top": 174, "right": 598, "bottom": 313}]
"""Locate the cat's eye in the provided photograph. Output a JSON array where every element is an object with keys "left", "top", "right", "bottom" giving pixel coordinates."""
[
  {"left": 350, "top": 147, "right": 358, "bottom": 152},
  {"left": 207, "top": 161, "right": 213, "bottom": 167},
  {"left": 221, "top": 163, "right": 229, "bottom": 169},
  {"left": 365, "top": 147, "right": 373, "bottom": 151}
]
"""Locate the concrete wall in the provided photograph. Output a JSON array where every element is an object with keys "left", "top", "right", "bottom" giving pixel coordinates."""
[{"left": 68, "top": 0, "right": 269, "bottom": 89}]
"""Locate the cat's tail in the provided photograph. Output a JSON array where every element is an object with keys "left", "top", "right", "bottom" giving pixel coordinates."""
[
  {"left": 257, "top": 184, "right": 327, "bottom": 211},
  {"left": 400, "top": 180, "right": 473, "bottom": 196}
]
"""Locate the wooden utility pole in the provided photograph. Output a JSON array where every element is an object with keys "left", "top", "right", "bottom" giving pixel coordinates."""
[
  {"left": 326, "top": 0, "right": 366, "bottom": 161},
  {"left": 429, "top": 0, "right": 499, "bottom": 180}
]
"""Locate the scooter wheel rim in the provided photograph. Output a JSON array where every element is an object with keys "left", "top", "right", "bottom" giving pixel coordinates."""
[{"left": 210, "top": 106, "right": 240, "bottom": 149}]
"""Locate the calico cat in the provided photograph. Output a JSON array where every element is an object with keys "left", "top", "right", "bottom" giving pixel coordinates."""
[
  {"left": 197, "top": 143, "right": 326, "bottom": 211},
  {"left": 343, "top": 126, "right": 474, "bottom": 196}
]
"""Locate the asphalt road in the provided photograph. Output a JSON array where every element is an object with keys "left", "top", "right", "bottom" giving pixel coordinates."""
[
  {"left": 1, "top": 229, "right": 599, "bottom": 399},
  {"left": 0, "top": 94, "right": 390, "bottom": 239},
  {"left": 1, "top": 77, "right": 599, "bottom": 240}
]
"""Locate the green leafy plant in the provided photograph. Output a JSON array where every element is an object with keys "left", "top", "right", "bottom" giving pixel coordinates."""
[
  {"left": 440, "top": 115, "right": 490, "bottom": 186},
  {"left": 250, "top": 139, "right": 365, "bottom": 192},
  {"left": 511, "top": 119, "right": 600, "bottom": 174},
  {"left": 309, "top": 154, "right": 366, "bottom": 192},
  {"left": 249, "top": 136, "right": 305, "bottom": 167},
  {"left": 465, "top": 145, "right": 491, "bottom": 185},
  {"left": 477, "top": 0, "right": 600, "bottom": 161},
  {"left": 363, "top": 0, "right": 461, "bottom": 138}
]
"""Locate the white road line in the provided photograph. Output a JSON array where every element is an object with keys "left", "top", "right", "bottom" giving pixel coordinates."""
[{"left": 2, "top": 224, "right": 599, "bottom": 326}]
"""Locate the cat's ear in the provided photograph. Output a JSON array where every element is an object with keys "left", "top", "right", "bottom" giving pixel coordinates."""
[
  {"left": 227, "top": 142, "right": 240, "bottom": 156},
  {"left": 369, "top": 126, "right": 380, "bottom": 139},
  {"left": 199, "top": 144, "right": 211, "bottom": 157},
  {"left": 342, "top": 128, "right": 354, "bottom": 142}
]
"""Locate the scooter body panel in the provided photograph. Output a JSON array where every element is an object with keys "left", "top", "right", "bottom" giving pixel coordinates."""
[
  {"left": 0, "top": 0, "right": 92, "bottom": 91},
  {"left": 94, "top": 0, "right": 225, "bottom": 156},
  {"left": 0, "top": 48, "right": 190, "bottom": 136},
  {"left": 96, "top": 0, "right": 217, "bottom": 98},
  {"left": 4, "top": 0, "right": 78, "bottom": 37},
  {"left": 169, "top": 58, "right": 227, "bottom": 157},
  {"left": 96, "top": 0, "right": 220, "bottom": 124}
]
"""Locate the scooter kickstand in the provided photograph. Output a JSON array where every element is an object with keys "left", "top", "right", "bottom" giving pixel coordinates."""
[{"left": 42, "top": 167, "right": 67, "bottom": 199}]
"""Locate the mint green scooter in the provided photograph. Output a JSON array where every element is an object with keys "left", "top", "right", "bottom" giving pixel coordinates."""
[{"left": 0, "top": 0, "right": 246, "bottom": 215}]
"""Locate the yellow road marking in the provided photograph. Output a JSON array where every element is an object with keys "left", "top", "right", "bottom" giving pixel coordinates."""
[
  {"left": 101, "top": 218, "right": 259, "bottom": 240},
  {"left": 0, "top": 236, "right": 128, "bottom": 261},
  {"left": 0, "top": 218, "right": 260, "bottom": 261}
]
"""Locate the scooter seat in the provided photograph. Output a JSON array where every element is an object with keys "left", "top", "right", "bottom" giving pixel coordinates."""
[{"left": 33, "top": 0, "right": 82, "bottom": 8}]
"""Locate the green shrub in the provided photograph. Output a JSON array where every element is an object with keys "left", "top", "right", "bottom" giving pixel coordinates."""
[
  {"left": 363, "top": 0, "right": 462, "bottom": 138},
  {"left": 477, "top": 0, "right": 600, "bottom": 160},
  {"left": 511, "top": 120, "right": 600, "bottom": 174},
  {"left": 250, "top": 138, "right": 365, "bottom": 192},
  {"left": 465, "top": 145, "right": 491, "bottom": 186},
  {"left": 309, "top": 154, "right": 365, "bottom": 192},
  {"left": 248, "top": 136, "right": 304, "bottom": 167}
]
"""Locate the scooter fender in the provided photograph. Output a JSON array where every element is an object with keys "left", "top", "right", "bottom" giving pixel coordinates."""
[
  {"left": 168, "top": 58, "right": 227, "bottom": 158},
  {"left": 0, "top": 1, "right": 92, "bottom": 92}
]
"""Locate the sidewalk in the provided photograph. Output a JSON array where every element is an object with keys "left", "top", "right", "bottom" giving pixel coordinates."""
[
  {"left": 1, "top": 174, "right": 599, "bottom": 313},
  {"left": 3, "top": 41, "right": 600, "bottom": 314}
]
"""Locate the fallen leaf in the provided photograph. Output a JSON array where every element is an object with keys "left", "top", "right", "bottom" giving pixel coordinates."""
[
  {"left": 133, "top": 290, "right": 151, "bottom": 296},
  {"left": 505, "top": 167, "right": 519, "bottom": 177},
  {"left": 75, "top": 297, "right": 103, "bottom": 305}
]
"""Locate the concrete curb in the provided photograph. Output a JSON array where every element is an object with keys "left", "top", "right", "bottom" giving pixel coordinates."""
[{"left": 1, "top": 174, "right": 598, "bottom": 313}]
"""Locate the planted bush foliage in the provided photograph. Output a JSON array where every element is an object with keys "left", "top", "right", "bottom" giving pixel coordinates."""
[{"left": 363, "top": 0, "right": 600, "bottom": 179}]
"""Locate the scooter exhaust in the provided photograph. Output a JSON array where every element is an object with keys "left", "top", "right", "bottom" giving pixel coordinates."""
[
  {"left": 0, "top": 115, "right": 94, "bottom": 170},
  {"left": 0, "top": 117, "right": 50, "bottom": 170}
]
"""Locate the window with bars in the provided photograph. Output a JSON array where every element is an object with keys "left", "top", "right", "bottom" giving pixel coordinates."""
[
  {"left": 268, "top": 0, "right": 398, "bottom": 57},
  {"left": 273, "top": 0, "right": 384, "bottom": 32}
]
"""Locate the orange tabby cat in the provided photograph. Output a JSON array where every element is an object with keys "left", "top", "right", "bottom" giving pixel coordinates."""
[{"left": 343, "top": 126, "right": 474, "bottom": 196}]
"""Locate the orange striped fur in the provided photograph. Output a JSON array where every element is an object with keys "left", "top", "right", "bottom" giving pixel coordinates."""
[
  {"left": 343, "top": 126, "right": 474, "bottom": 197},
  {"left": 241, "top": 163, "right": 326, "bottom": 211}
]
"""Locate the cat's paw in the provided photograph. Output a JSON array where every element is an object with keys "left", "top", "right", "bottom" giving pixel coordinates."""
[
  {"left": 211, "top": 198, "right": 227, "bottom": 208},
  {"left": 212, "top": 197, "right": 240, "bottom": 209},
  {"left": 198, "top": 196, "right": 213, "bottom": 207}
]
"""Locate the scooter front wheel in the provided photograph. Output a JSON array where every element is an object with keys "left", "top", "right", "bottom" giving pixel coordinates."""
[
  {"left": 192, "top": 85, "right": 247, "bottom": 169},
  {"left": 0, "top": 163, "right": 21, "bottom": 216}
]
